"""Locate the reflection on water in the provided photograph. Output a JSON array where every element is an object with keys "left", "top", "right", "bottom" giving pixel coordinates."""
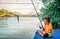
[{"left": 0, "top": 17, "right": 40, "bottom": 39}]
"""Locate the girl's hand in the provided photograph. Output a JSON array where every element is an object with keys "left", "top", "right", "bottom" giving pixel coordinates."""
[{"left": 49, "top": 29, "right": 52, "bottom": 33}]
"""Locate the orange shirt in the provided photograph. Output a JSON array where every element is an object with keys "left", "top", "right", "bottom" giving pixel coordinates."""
[{"left": 43, "top": 23, "right": 53, "bottom": 35}]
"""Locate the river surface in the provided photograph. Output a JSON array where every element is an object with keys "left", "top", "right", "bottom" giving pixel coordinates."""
[{"left": 0, "top": 17, "right": 42, "bottom": 39}]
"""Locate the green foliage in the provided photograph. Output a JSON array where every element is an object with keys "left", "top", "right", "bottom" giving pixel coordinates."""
[
  {"left": 0, "top": 9, "right": 8, "bottom": 15},
  {"left": 0, "top": 9, "right": 18, "bottom": 17},
  {"left": 40, "top": 0, "right": 60, "bottom": 29}
]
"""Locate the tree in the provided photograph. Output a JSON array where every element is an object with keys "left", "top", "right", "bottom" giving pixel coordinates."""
[{"left": 40, "top": 0, "right": 60, "bottom": 29}]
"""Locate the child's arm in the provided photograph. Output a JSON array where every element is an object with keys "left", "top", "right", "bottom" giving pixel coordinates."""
[
  {"left": 49, "top": 29, "right": 52, "bottom": 33},
  {"left": 43, "top": 28, "right": 45, "bottom": 31}
]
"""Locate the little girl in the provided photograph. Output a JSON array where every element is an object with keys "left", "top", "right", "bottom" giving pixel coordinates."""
[{"left": 38, "top": 16, "right": 53, "bottom": 38}]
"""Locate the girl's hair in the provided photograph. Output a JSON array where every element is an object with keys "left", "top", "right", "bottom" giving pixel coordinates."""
[{"left": 44, "top": 16, "right": 50, "bottom": 23}]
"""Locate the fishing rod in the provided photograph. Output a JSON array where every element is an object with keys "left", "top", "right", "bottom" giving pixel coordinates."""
[{"left": 31, "top": 0, "right": 43, "bottom": 29}]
